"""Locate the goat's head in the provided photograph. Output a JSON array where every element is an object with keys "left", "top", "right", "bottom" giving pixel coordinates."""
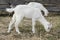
[{"left": 44, "top": 23, "right": 52, "bottom": 32}]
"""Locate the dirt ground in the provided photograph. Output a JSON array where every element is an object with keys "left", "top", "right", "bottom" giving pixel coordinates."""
[{"left": 0, "top": 12, "right": 60, "bottom": 40}]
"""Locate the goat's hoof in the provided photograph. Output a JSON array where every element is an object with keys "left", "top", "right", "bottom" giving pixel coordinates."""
[
  {"left": 18, "top": 32, "right": 21, "bottom": 34},
  {"left": 7, "top": 31, "right": 10, "bottom": 33},
  {"left": 32, "top": 32, "right": 35, "bottom": 34}
]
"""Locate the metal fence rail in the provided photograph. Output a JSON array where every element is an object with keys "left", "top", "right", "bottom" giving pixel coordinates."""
[{"left": 0, "top": 0, "right": 60, "bottom": 12}]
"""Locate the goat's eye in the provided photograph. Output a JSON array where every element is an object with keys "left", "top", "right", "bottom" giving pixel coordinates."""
[{"left": 48, "top": 27, "right": 50, "bottom": 29}]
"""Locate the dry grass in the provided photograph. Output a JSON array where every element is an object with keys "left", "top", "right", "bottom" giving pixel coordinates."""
[{"left": 0, "top": 12, "right": 60, "bottom": 40}]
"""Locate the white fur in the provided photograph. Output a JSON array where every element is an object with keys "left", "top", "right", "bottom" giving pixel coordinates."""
[
  {"left": 6, "top": 2, "right": 49, "bottom": 16},
  {"left": 28, "top": 2, "right": 49, "bottom": 16},
  {"left": 6, "top": 8, "right": 14, "bottom": 13},
  {"left": 6, "top": 5, "right": 52, "bottom": 34}
]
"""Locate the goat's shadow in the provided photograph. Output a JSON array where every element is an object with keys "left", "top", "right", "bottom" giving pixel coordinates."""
[
  {"left": 12, "top": 32, "right": 37, "bottom": 39},
  {"left": 0, "top": 32, "right": 11, "bottom": 36},
  {"left": 0, "top": 27, "right": 14, "bottom": 36}
]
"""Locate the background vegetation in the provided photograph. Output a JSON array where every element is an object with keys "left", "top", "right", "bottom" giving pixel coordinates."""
[{"left": 0, "top": 12, "right": 60, "bottom": 40}]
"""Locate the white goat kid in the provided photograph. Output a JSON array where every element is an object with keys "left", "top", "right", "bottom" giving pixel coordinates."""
[
  {"left": 28, "top": 2, "right": 49, "bottom": 16},
  {"left": 6, "top": 5, "right": 52, "bottom": 34}
]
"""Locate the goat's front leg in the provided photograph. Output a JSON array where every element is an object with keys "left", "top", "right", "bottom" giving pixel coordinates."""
[
  {"left": 32, "top": 18, "right": 36, "bottom": 33},
  {"left": 7, "top": 14, "right": 15, "bottom": 33},
  {"left": 15, "top": 16, "right": 23, "bottom": 34}
]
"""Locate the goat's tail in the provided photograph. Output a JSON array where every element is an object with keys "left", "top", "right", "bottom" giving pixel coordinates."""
[{"left": 6, "top": 8, "right": 14, "bottom": 13}]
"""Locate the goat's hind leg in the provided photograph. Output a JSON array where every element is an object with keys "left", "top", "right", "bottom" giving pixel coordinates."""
[
  {"left": 7, "top": 14, "right": 15, "bottom": 33},
  {"left": 14, "top": 16, "right": 23, "bottom": 34}
]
